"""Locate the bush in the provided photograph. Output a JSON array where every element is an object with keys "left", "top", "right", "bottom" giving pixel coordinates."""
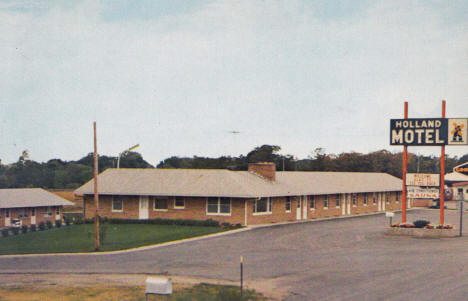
[
  {"left": 64, "top": 218, "right": 70, "bottom": 226},
  {"left": 38, "top": 221, "right": 46, "bottom": 231},
  {"left": 30, "top": 224, "right": 37, "bottom": 232},
  {"left": 1, "top": 228, "right": 9, "bottom": 237},
  {"left": 46, "top": 220, "right": 53, "bottom": 229},
  {"left": 413, "top": 220, "right": 431, "bottom": 228},
  {"left": 221, "top": 222, "right": 231, "bottom": 228},
  {"left": 55, "top": 220, "right": 62, "bottom": 228},
  {"left": 21, "top": 225, "right": 28, "bottom": 234},
  {"left": 11, "top": 227, "right": 19, "bottom": 235}
]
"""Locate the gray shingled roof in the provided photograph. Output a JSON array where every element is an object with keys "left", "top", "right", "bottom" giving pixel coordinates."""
[
  {"left": 74, "top": 168, "right": 402, "bottom": 198},
  {"left": 0, "top": 188, "right": 74, "bottom": 209}
]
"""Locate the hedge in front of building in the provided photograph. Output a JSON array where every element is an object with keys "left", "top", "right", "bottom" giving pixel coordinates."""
[{"left": 105, "top": 217, "right": 221, "bottom": 227}]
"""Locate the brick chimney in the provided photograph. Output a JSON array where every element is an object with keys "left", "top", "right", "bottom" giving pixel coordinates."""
[{"left": 248, "top": 162, "right": 276, "bottom": 181}]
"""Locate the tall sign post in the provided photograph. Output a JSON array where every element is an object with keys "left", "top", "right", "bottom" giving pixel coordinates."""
[
  {"left": 390, "top": 100, "right": 467, "bottom": 226},
  {"left": 94, "top": 122, "right": 100, "bottom": 251},
  {"left": 402, "top": 102, "right": 408, "bottom": 223},
  {"left": 440, "top": 100, "right": 446, "bottom": 225}
]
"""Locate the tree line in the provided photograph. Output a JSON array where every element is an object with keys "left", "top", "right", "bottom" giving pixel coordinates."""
[{"left": 1, "top": 145, "right": 467, "bottom": 189}]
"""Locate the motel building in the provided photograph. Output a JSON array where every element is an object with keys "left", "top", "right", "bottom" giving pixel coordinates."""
[
  {"left": 445, "top": 165, "right": 468, "bottom": 202},
  {"left": 75, "top": 163, "right": 405, "bottom": 226},
  {"left": 0, "top": 188, "right": 74, "bottom": 228}
]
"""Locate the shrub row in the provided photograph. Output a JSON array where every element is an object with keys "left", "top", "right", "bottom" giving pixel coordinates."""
[
  {"left": 391, "top": 220, "right": 453, "bottom": 229},
  {"left": 72, "top": 216, "right": 243, "bottom": 228},
  {"left": 0, "top": 220, "right": 63, "bottom": 237},
  {"left": 106, "top": 217, "right": 222, "bottom": 227}
]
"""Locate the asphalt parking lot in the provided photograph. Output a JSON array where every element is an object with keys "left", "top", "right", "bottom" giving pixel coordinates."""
[{"left": 2, "top": 209, "right": 468, "bottom": 300}]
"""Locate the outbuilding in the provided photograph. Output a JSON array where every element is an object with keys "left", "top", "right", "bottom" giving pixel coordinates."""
[
  {"left": 0, "top": 188, "right": 74, "bottom": 228},
  {"left": 75, "top": 163, "right": 404, "bottom": 226}
]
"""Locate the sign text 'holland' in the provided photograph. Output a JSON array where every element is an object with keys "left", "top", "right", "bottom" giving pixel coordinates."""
[{"left": 390, "top": 118, "right": 448, "bottom": 146}]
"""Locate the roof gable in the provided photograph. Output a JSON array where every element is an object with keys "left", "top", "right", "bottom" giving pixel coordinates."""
[{"left": 0, "top": 188, "right": 74, "bottom": 209}]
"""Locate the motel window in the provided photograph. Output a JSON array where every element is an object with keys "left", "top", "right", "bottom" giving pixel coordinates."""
[
  {"left": 207, "top": 197, "right": 231, "bottom": 215},
  {"left": 335, "top": 195, "right": 340, "bottom": 208},
  {"left": 254, "top": 197, "right": 272, "bottom": 214},
  {"left": 5, "top": 209, "right": 10, "bottom": 218},
  {"left": 153, "top": 197, "right": 168, "bottom": 211},
  {"left": 285, "top": 197, "right": 291, "bottom": 212},
  {"left": 324, "top": 195, "right": 329, "bottom": 209},
  {"left": 174, "top": 197, "right": 185, "bottom": 209},
  {"left": 56, "top": 207, "right": 60, "bottom": 215},
  {"left": 363, "top": 194, "right": 368, "bottom": 206},
  {"left": 44, "top": 207, "right": 53, "bottom": 217},
  {"left": 112, "top": 198, "right": 123, "bottom": 212},
  {"left": 31, "top": 208, "right": 35, "bottom": 217},
  {"left": 373, "top": 193, "right": 377, "bottom": 205},
  {"left": 309, "top": 196, "right": 315, "bottom": 209},
  {"left": 352, "top": 194, "right": 357, "bottom": 206},
  {"left": 386, "top": 192, "right": 390, "bottom": 203},
  {"left": 18, "top": 208, "right": 28, "bottom": 218}
]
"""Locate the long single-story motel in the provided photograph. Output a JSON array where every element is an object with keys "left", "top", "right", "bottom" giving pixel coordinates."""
[
  {"left": 0, "top": 188, "right": 74, "bottom": 228},
  {"left": 75, "top": 163, "right": 405, "bottom": 226}
]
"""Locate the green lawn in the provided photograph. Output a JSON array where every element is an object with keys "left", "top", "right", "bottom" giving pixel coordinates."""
[{"left": 0, "top": 224, "right": 228, "bottom": 255}]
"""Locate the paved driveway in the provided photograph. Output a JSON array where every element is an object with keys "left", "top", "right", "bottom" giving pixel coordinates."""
[{"left": 2, "top": 209, "right": 468, "bottom": 300}]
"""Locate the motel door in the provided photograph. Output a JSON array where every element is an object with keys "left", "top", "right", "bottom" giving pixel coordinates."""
[
  {"left": 381, "top": 193, "right": 386, "bottom": 211},
  {"left": 31, "top": 208, "right": 36, "bottom": 225},
  {"left": 139, "top": 196, "right": 149, "bottom": 220},
  {"left": 302, "top": 196, "right": 307, "bottom": 219},
  {"left": 341, "top": 194, "right": 346, "bottom": 215},
  {"left": 346, "top": 194, "right": 351, "bottom": 215},
  {"left": 378, "top": 193, "right": 382, "bottom": 211},
  {"left": 4, "top": 209, "right": 10, "bottom": 227},
  {"left": 296, "top": 197, "right": 302, "bottom": 220}
]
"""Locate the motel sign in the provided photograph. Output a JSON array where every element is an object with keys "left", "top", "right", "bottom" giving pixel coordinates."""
[
  {"left": 390, "top": 118, "right": 447, "bottom": 146},
  {"left": 390, "top": 101, "right": 467, "bottom": 225},
  {"left": 390, "top": 118, "right": 468, "bottom": 146}
]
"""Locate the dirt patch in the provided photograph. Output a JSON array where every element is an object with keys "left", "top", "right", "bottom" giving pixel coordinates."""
[{"left": 0, "top": 273, "right": 285, "bottom": 300}]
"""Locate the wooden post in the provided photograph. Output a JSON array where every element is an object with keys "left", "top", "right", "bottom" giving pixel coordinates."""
[
  {"left": 402, "top": 102, "right": 408, "bottom": 223},
  {"left": 440, "top": 100, "right": 446, "bottom": 225},
  {"left": 94, "top": 122, "right": 100, "bottom": 250},
  {"left": 240, "top": 255, "right": 243, "bottom": 297}
]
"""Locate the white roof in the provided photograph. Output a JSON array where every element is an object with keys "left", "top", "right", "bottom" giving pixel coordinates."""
[
  {"left": 0, "top": 188, "right": 74, "bottom": 209},
  {"left": 74, "top": 168, "right": 402, "bottom": 198},
  {"left": 445, "top": 172, "right": 468, "bottom": 182}
]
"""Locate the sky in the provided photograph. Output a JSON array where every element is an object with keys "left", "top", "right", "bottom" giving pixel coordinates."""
[{"left": 1, "top": 0, "right": 468, "bottom": 165}]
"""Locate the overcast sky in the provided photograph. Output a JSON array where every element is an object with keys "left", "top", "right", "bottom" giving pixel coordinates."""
[{"left": 1, "top": 0, "right": 467, "bottom": 165}]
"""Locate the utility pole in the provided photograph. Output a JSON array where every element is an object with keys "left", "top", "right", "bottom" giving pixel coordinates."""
[
  {"left": 440, "top": 100, "right": 446, "bottom": 225},
  {"left": 94, "top": 122, "right": 100, "bottom": 251},
  {"left": 401, "top": 102, "right": 408, "bottom": 223}
]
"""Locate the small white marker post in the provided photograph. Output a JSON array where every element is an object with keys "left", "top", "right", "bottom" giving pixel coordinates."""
[{"left": 386, "top": 211, "right": 395, "bottom": 226}]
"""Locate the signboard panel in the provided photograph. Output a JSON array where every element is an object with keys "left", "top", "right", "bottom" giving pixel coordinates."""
[
  {"left": 390, "top": 118, "right": 448, "bottom": 146},
  {"left": 407, "top": 187, "right": 439, "bottom": 199},
  {"left": 454, "top": 162, "right": 468, "bottom": 176},
  {"left": 406, "top": 173, "right": 440, "bottom": 186},
  {"left": 447, "top": 118, "right": 468, "bottom": 145}
]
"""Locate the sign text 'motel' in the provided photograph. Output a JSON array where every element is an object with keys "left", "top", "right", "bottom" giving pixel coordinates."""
[{"left": 390, "top": 118, "right": 448, "bottom": 146}]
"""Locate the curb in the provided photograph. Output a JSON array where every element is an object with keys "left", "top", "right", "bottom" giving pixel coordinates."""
[
  {"left": 248, "top": 208, "right": 419, "bottom": 229},
  {"left": 0, "top": 208, "right": 421, "bottom": 258},
  {"left": 0, "top": 227, "right": 252, "bottom": 258}
]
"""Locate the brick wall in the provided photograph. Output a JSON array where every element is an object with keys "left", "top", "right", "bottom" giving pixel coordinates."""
[
  {"left": 0, "top": 206, "right": 62, "bottom": 227},
  {"left": 82, "top": 191, "right": 403, "bottom": 226},
  {"left": 84, "top": 195, "right": 246, "bottom": 225}
]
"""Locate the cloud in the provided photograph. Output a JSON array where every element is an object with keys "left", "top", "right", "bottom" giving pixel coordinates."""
[{"left": 0, "top": 0, "right": 467, "bottom": 164}]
